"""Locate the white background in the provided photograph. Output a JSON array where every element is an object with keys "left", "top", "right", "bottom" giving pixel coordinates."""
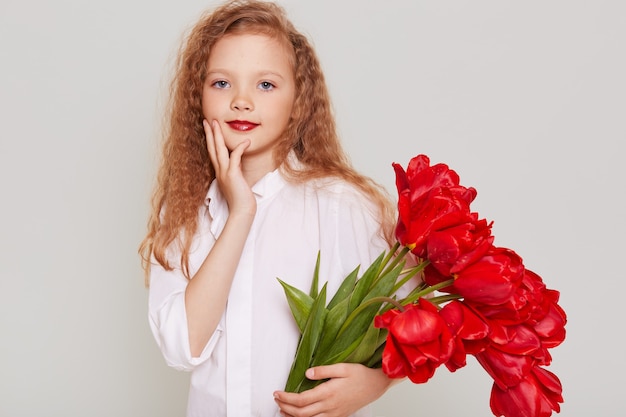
[{"left": 1, "top": 0, "right": 624, "bottom": 416}]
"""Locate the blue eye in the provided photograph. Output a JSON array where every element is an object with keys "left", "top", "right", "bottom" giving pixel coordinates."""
[
  {"left": 212, "top": 80, "right": 230, "bottom": 89},
  {"left": 259, "top": 81, "right": 275, "bottom": 91}
]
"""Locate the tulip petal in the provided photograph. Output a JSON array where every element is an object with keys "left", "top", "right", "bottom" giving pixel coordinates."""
[{"left": 476, "top": 347, "right": 533, "bottom": 389}]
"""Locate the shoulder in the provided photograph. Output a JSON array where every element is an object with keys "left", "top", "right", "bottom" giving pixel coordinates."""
[
  {"left": 294, "top": 177, "right": 382, "bottom": 224},
  {"left": 304, "top": 177, "right": 371, "bottom": 204}
]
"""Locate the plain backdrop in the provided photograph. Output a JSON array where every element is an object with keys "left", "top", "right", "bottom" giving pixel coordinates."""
[{"left": 1, "top": 0, "right": 624, "bottom": 416}]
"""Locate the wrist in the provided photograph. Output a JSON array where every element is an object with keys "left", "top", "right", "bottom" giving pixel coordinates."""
[
  {"left": 227, "top": 208, "right": 256, "bottom": 224},
  {"left": 230, "top": 203, "right": 256, "bottom": 215}
]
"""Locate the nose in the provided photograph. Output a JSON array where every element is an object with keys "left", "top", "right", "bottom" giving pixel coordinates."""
[{"left": 231, "top": 90, "right": 253, "bottom": 112}]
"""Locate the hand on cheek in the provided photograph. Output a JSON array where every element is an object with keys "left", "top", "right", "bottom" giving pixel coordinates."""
[{"left": 203, "top": 119, "right": 256, "bottom": 217}]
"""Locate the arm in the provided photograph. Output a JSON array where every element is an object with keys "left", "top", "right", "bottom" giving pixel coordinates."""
[{"left": 184, "top": 120, "right": 256, "bottom": 357}]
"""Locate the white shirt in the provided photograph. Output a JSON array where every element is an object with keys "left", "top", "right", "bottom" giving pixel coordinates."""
[{"left": 148, "top": 167, "right": 389, "bottom": 417}]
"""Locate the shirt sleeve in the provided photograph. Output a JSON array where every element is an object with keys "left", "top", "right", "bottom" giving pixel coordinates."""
[{"left": 147, "top": 254, "right": 223, "bottom": 371}]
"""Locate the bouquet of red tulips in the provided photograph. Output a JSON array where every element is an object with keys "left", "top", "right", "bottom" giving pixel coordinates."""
[{"left": 279, "top": 154, "right": 566, "bottom": 417}]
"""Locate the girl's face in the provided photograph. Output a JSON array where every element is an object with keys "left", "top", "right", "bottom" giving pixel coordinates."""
[{"left": 202, "top": 33, "right": 296, "bottom": 167}]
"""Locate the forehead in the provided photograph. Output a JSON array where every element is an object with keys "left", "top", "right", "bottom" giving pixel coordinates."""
[{"left": 208, "top": 33, "right": 294, "bottom": 72}]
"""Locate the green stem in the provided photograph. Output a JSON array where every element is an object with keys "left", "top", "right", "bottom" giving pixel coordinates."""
[
  {"left": 379, "top": 244, "right": 409, "bottom": 278},
  {"left": 338, "top": 296, "right": 401, "bottom": 337},
  {"left": 370, "top": 243, "right": 408, "bottom": 292},
  {"left": 391, "top": 260, "right": 429, "bottom": 294},
  {"left": 379, "top": 241, "right": 401, "bottom": 273},
  {"left": 399, "top": 278, "right": 456, "bottom": 305},
  {"left": 428, "top": 293, "right": 463, "bottom": 306}
]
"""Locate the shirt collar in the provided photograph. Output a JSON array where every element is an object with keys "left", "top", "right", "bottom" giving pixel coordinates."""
[
  {"left": 250, "top": 166, "right": 286, "bottom": 199},
  {"left": 204, "top": 159, "right": 292, "bottom": 238},
  {"left": 204, "top": 165, "right": 287, "bottom": 206},
  {"left": 205, "top": 152, "right": 299, "bottom": 208}
]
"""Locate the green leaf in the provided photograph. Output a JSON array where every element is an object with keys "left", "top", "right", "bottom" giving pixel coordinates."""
[
  {"left": 312, "top": 266, "right": 360, "bottom": 357},
  {"left": 316, "top": 334, "right": 365, "bottom": 365},
  {"left": 277, "top": 278, "right": 314, "bottom": 333},
  {"left": 297, "top": 374, "right": 326, "bottom": 392},
  {"left": 315, "top": 296, "right": 350, "bottom": 357},
  {"left": 365, "top": 332, "right": 388, "bottom": 368},
  {"left": 346, "top": 324, "right": 384, "bottom": 364},
  {"left": 341, "top": 262, "right": 404, "bottom": 336},
  {"left": 314, "top": 259, "right": 399, "bottom": 365},
  {"left": 309, "top": 251, "right": 321, "bottom": 298},
  {"left": 361, "top": 261, "right": 405, "bottom": 305},
  {"left": 319, "top": 304, "right": 378, "bottom": 363},
  {"left": 347, "top": 252, "right": 386, "bottom": 313},
  {"left": 320, "top": 262, "right": 404, "bottom": 363},
  {"left": 327, "top": 266, "right": 359, "bottom": 310},
  {"left": 284, "top": 284, "right": 328, "bottom": 392}
]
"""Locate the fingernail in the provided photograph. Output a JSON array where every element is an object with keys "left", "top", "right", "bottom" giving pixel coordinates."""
[{"left": 306, "top": 368, "right": 314, "bottom": 378}]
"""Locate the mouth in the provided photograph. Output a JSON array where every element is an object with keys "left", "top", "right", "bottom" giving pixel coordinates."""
[{"left": 226, "top": 120, "right": 260, "bottom": 132}]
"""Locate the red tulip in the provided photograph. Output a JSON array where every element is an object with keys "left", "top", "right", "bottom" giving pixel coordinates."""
[
  {"left": 534, "top": 297, "right": 566, "bottom": 349},
  {"left": 493, "top": 324, "right": 542, "bottom": 357},
  {"left": 375, "top": 298, "right": 454, "bottom": 383},
  {"left": 471, "top": 269, "right": 566, "bottom": 367},
  {"left": 531, "top": 289, "right": 567, "bottom": 366},
  {"left": 490, "top": 366, "right": 563, "bottom": 417},
  {"left": 439, "top": 300, "right": 491, "bottom": 371},
  {"left": 423, "top": 263, "right": 456, "bottom": 292},
  {"left": 453, "top": 247, "right": 524, "bottom": 305},
  {"left": 393, "top": 155, "right": 477, "bottom": 256},
  {"left": 476, "top": 345, "right": 535, "bottom": 389},
  {"left": 426, "top": 216, "right": 494, "bottom": 276},
  {"left": 393, "top": 155, "right": 474, "bottom": 204},
  {"left": 474, "top": 269, "right": 548, "bottom": 325}
]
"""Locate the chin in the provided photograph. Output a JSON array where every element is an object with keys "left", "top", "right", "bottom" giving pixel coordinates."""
[{"left": 224, "top": 137, "right": 249, "bottom": 151}]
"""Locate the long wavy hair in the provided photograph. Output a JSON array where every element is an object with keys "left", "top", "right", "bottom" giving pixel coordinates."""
[{"left": 140, "top": 0, "right": 395, "bottom": 283}]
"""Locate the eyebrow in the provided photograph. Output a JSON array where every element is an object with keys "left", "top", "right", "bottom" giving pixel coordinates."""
[{"left": 206, "top": 69, "right": 287, "bottom": 81}]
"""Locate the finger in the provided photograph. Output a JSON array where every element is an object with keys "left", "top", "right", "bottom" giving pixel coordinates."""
[
  {"left": 211, "top": 120, "right": 230, "bottom": 165},
  {"left": 274, "top": 391, "right": 307, "bottom": 408},
  {"left": 227, "top": 138, "right": 250, "bottom": 172},
  {"left": 274, "top": 391, "right": 323, "bottom": 417},
  {"left": 203, "top": 119, "right": 218, "bottom": 169},
  {"left": 305, "top": 363, "right": 350, "bottom": 381}
]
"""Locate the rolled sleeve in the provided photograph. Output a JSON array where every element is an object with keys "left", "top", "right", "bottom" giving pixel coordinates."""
[{"left": 148, "top": 261, "right": 222, "bottom": 371}]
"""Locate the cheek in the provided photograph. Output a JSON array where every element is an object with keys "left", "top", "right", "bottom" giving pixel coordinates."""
[
  {"left": 201, "top": 89, "right": 220, "bottom": 119},
  {"left": 276, "top": 96, "right": 296, "bottom": 125},
  {"left": 201, "top": 90, "right": 210, "bottom": 118}
]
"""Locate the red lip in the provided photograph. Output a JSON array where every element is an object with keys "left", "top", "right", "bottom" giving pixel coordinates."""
[{"left": 226, "top": 120, "right": 259, "bottom": 132}]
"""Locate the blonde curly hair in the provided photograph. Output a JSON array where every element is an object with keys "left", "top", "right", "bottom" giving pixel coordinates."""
[{"left": 140, "top": 0, "right": 395, "bottom": 282}]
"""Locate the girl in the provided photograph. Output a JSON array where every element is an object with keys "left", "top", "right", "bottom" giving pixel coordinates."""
[{"left": 140, "top": 1, "right": 398, "bottom": 416}]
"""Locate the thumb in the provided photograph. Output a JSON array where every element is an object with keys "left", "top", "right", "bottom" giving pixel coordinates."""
[
  {"left": 229, "top": 138, "right": 251, "bottom": 164},
  {"left": 305, "top": 363, "right": 348, "bottom": 380}
]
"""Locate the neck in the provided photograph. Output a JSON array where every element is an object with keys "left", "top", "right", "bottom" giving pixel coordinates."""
[{"left": 241, "top": 154, "right": 278, "bottom": 186}]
